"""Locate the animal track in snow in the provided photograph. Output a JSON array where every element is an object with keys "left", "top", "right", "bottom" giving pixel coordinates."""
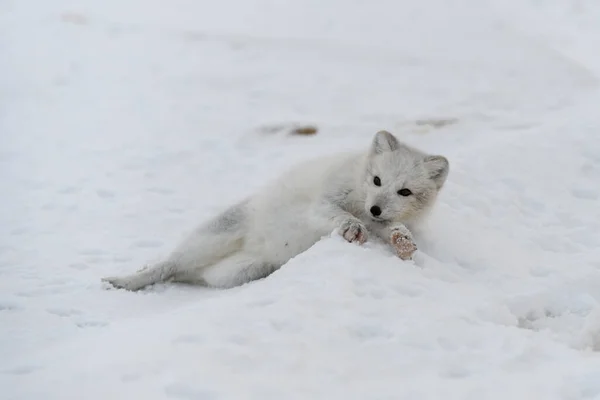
[
  {"left": 0, "top": 300, "right": 22, "bottom": 311},
  {"left": 75, "top": 320, "right": 108, "bottom": 328},
  {"left": 2, "top": 365, "right": 42, "bottom": 375}
]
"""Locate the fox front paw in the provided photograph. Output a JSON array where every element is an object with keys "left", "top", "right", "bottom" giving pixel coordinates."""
[
  {"left": 390, "top": 226, "right": 417, "bottom": 261},
  {"left": 339, "top": 219, "right": 368, "bottom": 245}
]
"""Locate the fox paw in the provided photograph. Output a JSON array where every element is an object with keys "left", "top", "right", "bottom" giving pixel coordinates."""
[
  {"left": 101, "top": 276, "right": 144, "bottom": 291},
  {"left": 339, "top": 219, "right": 368, "bottom": 245},
  {"left": 390, "top": 226, "right": 417, "bottom": 261}
]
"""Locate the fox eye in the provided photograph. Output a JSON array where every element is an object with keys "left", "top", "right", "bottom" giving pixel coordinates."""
[
  {"left": 398, "top": 188, "right": 412, "bottom": 196},
  {"left": 373, "top": 176, "right": 381, "bottom": 186}
]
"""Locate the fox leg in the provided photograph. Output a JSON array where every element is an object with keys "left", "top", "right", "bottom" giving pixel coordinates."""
[
  {"left": 103, "top": 201, "right": 249, "bottom": 291},
  {"left": 198, "top": 252, "right": 277, "bottom": 289}
]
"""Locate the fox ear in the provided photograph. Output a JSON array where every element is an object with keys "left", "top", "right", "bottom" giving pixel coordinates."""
[
  {"left": 371, "top": 130, "right": 400, "bottom": 154},
  {"left": 424, "top": 155, "right": 449, "bottom": 189}
]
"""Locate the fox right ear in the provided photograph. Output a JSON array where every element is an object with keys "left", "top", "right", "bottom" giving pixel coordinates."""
[
  {"left": 424, "top": 155, "right": 449, "bottom": 190},
  {"left": 371, "top": 130, "right": 399, "bottom": 154}
]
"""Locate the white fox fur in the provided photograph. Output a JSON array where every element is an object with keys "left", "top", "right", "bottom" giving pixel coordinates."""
[{"left": 103, "top": 131, "right": 449, "bottom": 290}]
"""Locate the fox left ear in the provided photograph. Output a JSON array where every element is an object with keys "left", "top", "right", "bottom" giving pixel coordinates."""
[
  {"left": 424, "top": 155, "right": 449, "bottom": 189},
  {"left": 371, "top": 130, "right": 400, "bottom": 154}
]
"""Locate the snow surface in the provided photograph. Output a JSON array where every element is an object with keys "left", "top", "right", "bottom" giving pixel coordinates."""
[{"left": 3, "top": 0, "right": 600, "bottom": 398}]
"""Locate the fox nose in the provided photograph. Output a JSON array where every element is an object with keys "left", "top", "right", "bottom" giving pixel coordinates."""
[{"left": 370, "top": 205, "right": 381, "bottom": 217}]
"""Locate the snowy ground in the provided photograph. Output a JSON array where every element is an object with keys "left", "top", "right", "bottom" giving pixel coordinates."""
[{"left": 2, "top": 0, "right": 600, "bottom": 398}]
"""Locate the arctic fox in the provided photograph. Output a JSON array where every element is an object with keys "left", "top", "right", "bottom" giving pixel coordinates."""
[{"left": 103, "top": 130, "right": 449, "bottom": 291}]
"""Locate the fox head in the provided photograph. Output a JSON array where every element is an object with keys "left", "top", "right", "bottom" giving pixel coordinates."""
[{"left": 362, "top": 130, "right": 449, "bottom": 223}]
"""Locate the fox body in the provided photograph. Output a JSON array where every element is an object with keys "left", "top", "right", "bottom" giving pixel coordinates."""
[{"left": 103, "top": 131, "right": 449, "bottom": 290}]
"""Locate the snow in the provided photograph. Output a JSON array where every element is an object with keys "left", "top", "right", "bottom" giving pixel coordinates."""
[{"left": 3, "top": 0, "right": 600, "bottom": 398}]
